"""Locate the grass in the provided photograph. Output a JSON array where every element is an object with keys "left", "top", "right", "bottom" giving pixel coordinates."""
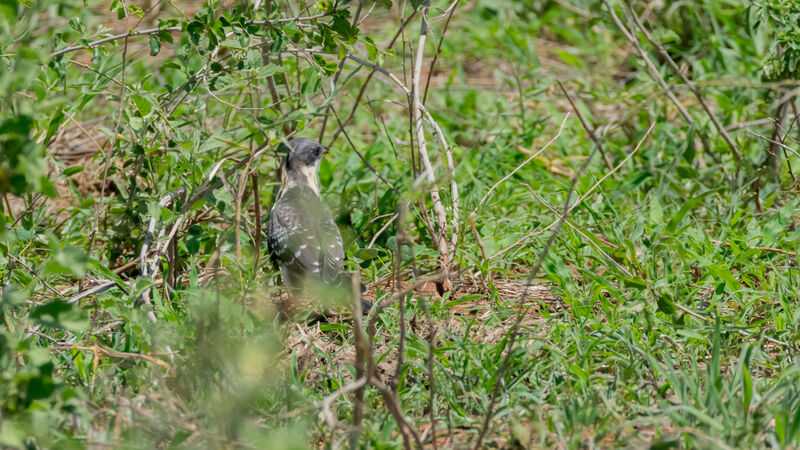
[{"left": 1, "top": 0, "right": 799, "bottom": 448}]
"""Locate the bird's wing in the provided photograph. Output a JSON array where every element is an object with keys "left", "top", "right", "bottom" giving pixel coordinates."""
[
  {"left": 267, "top": 191, "right": 344, "bottom": 287},
  {"left": 316, "top": 209, "right": 345, "bottom": 284}
]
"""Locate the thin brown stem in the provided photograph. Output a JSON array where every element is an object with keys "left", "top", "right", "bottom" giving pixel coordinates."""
[
  {"left": 251, "top": 172, "right": 262, "bottom": 275},
  {"left": 422, "top": 0, "right": 459, "bottom": 105},
  {"left": 557, "top": 81, "right": 614, "bottom": 170}
]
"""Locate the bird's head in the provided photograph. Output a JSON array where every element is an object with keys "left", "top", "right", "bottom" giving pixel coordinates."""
[{"left": 278, "top": 137, "right": 328, "bottom": 195}]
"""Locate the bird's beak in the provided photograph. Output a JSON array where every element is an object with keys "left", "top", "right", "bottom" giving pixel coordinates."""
[{"left": 321, "top": 145, "right": 330, "bottom": 156}]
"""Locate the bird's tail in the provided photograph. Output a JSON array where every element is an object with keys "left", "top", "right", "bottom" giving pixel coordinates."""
[
  {"left": 359, "top": 296, "right": 373, "bottom": 313},
  {"left": 339, "top": 272, "right": 372, "bottom": 315}
]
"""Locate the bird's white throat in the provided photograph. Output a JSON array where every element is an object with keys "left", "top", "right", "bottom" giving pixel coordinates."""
[{"left": 282, "top": 162, "right": 321, "bottom": 196}]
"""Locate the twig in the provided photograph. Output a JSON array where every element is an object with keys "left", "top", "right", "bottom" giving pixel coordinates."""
[
  {"left": 320, "top": 376, "right": 368, "bottom": 428},
  {"left": 260, "top": 0, "right": 285, "bottom": 124},
  {"left": 330, "top": 107, "right": 399, "bottom": 193},
  {"left": 709, "top": 238, "right": 797, "bottom": 258},
  {"left": 67, "top": 59, "right": 126, "bottom": 89},
  {"left": 541, "top": 122, "right": 656, "bottom": 235},
  {"left": 251, "top": 172, "right": 262, "bottom": 274},
  {"left": 318, "top": 0, "right": 364, "bottom": 143},
  {"left": 113, "top": 257, "right": 141, "bottom": 274},
  {"left": 48, "top": 343, "right": 171, "bottom": 370},
  {"left": 67, "top": 280, "right": 122, "bottom": 304},
  {"left": 62, "top": 111, "right": 106, "bottom": 155},
  {"left": 51, "top": 26, "right": 181, "bottom": 57},
  {"left": 10, "top": 193, "right": 43, "bottom": 228},
  {"left": 529, "top": 191, "right": 632, "bottom": 277},
  {"left": 422, "top": 107, "right": 460, "bottom": 260},
  {"left": 371, "top": 376, "right": 423, "bottom": 449},
  {"left": 553, "top": 0, "right": 591, "bottom": 17},
  {"left": 50, "top": 15, "right": 330, "bottom": 57},
  {"left": 726, "top": 118, "right": 773, "bottom": 132},
  {"left": 468, "top": 217, "right": 488, "bottom": 262},
  {"left": 367, "top": 213, "right": 398, "bottom": 248},
  {"left": 557, "top": 81, "right": 614, "bottom": 170},
  {"left": 749, "top": 130, "right": 800, "bottom": 160},
  {"left": 139, "top": 187, "right": 187, "bottom": 323},
  {"left": 351, "top": 272, "right": 368, "bottom": 446},
  {"left": 327, "top": 11, "right": 418, "bottom": 146},
  {"left": 7, "top": 255, "right": 62, "bottom": 299},
  {"left": 485, "top": 128, "right": 651, "bottom": 261},
  {"left": 425, "top": 305, "right": 438, "bottom": 450},
  {"left": 85, "top": 7, "right": 135, "bottom": 291},
  {"left": 234, "top": 157, "right": 256, "bottom": 262},
  {"left": 422, "top": 0, "right": 459, "bottom": 105},
  {"left": 670, "top": 301, "right": 791, "bottom": 347}
]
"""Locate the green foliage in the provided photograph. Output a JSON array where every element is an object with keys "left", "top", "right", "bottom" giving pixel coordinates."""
[
  {"left": 753, "top": 0, "right": 800, "bottom": 81},
  {"left": 0, "top": 115, "right": 56, "bottom": 199}
]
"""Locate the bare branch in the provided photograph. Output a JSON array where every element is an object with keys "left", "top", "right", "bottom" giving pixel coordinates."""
[{"left": 412, "top": 0, "right": 452, "bottom": 290}]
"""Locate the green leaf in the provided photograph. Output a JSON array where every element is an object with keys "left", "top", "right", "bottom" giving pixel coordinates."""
[
  {"left": 623, "top": 277, "right": 648, "bottom": 289},
  {"left": 354, "top": 248, "right": 380, "bottom": 262},
  {"left": 220, "top": 38, "right": 246, "bottom": 49},
  {"left": 656, "top": 294, "right": 676, "bottom": 314},
  {"left": 301, "top": 67, "right": 321, "bottom": 95},
  {"left": 319, "top": 323, "right": 349, "bottom": 332},
  {"left": 653, "top": 28, "right": 680, "bottom": 43},
  {"left": 650, "top": 196, "right": 663, "bottom": 225},
  {"left": 742, "top": 344, "right": 754, "bottom": 415},
  {"left": 198, "top": 132, "right": 227, "bottom": 153},
  {"left": 187, "top": 237, "right": 200, "bottom": 255},
  {"left": 45, "top": 107, "right": 65, "bottom": 147},
  {"left": 149, "top": 35, "right": 161, "bottom": 56},
  {"left": 246, "top": 49, "right": 262, "bottom": 69},
  {"left": 708, "top": 264, "right": 742, "bottom": 294},
  {"left": 666, "top": 189, "right": 718, "bottom": 233},
  {"left": 59, "top": 165, "right": 84, "bottom": 177},
  {"left": 257, "top": 63, "right": 285, "bottom": 78},
  {"left": 0, "top": 0, "right": 18, "bottom": 25},
  {"left": 132, "top": 94, "right": 153, "bottom": 116},
  {"left": 45, "top": 246, "right": 88, "bottom": 277},
  {"left": 30, "top": 301, "right": 89, "bottom": 332}
]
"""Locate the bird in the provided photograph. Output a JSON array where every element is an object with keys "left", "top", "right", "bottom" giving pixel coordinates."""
[{"left": 267, "top": 137, "right": 372, "bottom": 317}]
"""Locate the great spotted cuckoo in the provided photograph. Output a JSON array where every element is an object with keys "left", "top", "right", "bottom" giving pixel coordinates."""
[{"left": 267, "top": 138, "right": 372, "bottom": 315}]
